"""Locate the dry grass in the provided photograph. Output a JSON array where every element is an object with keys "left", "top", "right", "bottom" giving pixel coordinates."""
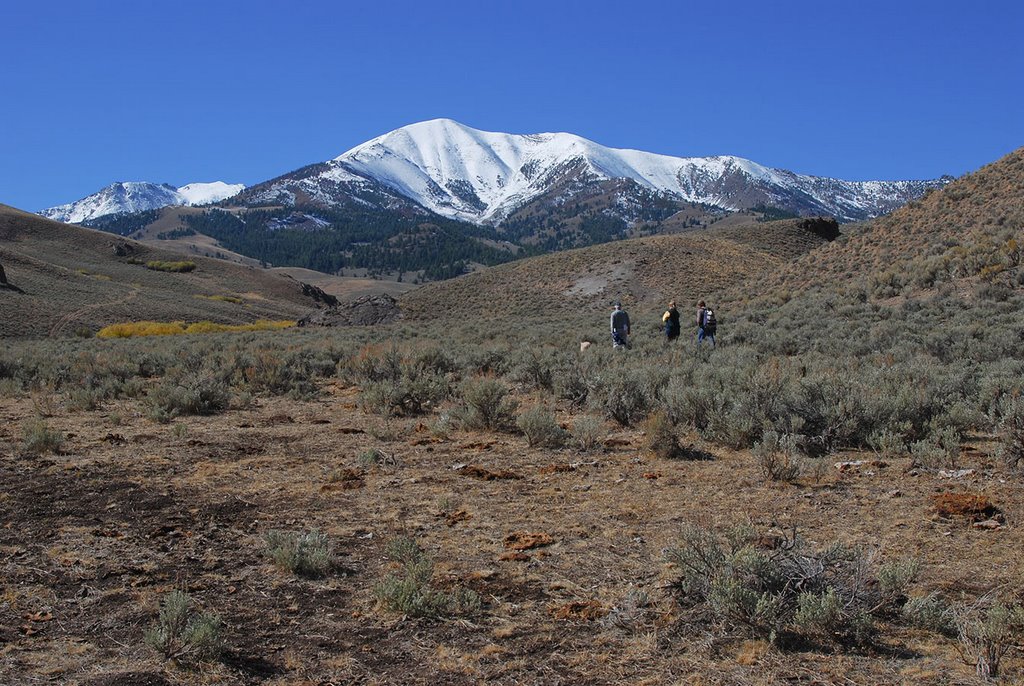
[{"left": 1, "top": 366, "right": 1021, "bottom": 684}]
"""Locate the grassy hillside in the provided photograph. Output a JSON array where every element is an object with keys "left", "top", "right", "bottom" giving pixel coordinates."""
[
  {"left": 752, "top": 146, "right": 1024, "bottom": 303},
  {"left": 400, "top": 217, "right": 837, "bottom": 330},
  {"left": 0, "top": 205, "right": 317, "bottom": 338}
]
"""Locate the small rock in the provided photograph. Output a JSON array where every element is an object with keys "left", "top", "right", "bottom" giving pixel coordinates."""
[
  {"left": 972, "top": 519, "right": 1003, "bottom": 530},
  {"left": 938, "top": 469, "right": 976, "bottom": 479}
]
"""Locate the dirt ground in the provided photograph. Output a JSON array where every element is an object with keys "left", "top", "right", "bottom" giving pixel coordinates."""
[{"left": 1, "top": 380, "right": 1022, "bottom": 685}]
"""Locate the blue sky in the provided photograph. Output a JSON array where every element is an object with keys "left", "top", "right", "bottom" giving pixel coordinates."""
[{"left": 2, "top": 0, "right": 1022, "bottom": 211}]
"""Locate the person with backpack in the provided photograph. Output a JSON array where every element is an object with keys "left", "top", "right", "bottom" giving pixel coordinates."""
[
  {"left": 662, "top": 300, "right": 681, "bottom": 342},
  {"left": 696, "top": 300, "right": 717, "bottom": 347},
  {"left": 610, "top": 301, "right": 631, "bottom": 349}
]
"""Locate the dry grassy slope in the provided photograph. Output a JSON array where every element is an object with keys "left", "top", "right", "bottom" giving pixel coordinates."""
[
  {"left": 753, "top": 146, "right": 1024, "bottom": 300},
  {"left": 0, "top": 204, "right": 317, "bottom": 338},
  {"left": 400, "top": 218, "right": 832, "bottom": 322}
]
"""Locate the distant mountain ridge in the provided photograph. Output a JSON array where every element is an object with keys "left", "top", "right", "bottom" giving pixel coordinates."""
[
  {"left": 244, "top": 119, "right": 949, "bottom": 224},
  {"left": 41, "top": 120, "right": 947, "bottom": 226},
  {"left": 40, "top": 181, "right": 244, "bottom": 223}
]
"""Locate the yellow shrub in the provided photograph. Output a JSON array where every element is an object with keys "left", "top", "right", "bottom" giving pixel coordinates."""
[
  {"left": 97, "top": 321, "right": 187, "bottom": 338},
  {"left": 97, "top": 320, "right": 294, "bottom": 338},
  {"left": 145, "top": 260, "right": 197, "bottom": 273}
]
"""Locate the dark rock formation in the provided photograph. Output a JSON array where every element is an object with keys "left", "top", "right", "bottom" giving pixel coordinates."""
[
  {"left": 797, "top": 217, "right": 841, "bottom": 241},
  {"left": 298, "top": 294, "right": 402, "bottom": 327},
  {"left": 112, "top": 241, "right": 135, "bottom": 257},
  {"left": 0, "top": 263, "right": 23, "bottom": 293},
  {"left": 299, "top": 281, "right": 339, "bottom": 307}
]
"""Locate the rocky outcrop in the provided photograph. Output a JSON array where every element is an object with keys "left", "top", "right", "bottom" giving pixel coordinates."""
[
  {"left": 299, "top": 281, "right": 339, "bottom": 307},
  {"left": 112, "top": 241, "right": 136, "bottom": 257},
  {"left": 798, "top": 217, "right": 841, "bottom": 241},
  {"left": 297, "top": 294, "right": 401, "bottom": 327}
]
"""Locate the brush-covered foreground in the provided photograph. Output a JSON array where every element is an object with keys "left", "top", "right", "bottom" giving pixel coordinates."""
[{"left": 1, "top": 307, "right": 1022, "bottom": 684}]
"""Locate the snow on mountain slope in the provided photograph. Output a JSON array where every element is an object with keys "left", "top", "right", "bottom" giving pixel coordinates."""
[
  {"left": 177, "top": 181, "right": 245, "bottom": 206},
  {"left": 331, "top": 119, "right": 945, "bottom": 223},
  {"left": 40, "top": 120, "right": 945, "bottom": 228},
  {"left": 40, "top": 181, "right": 245, "bottom": 224}
]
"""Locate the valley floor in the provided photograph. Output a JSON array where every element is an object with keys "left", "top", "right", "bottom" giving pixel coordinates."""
[{"left": 1, "top": 376, "right": 1021, "bottom": 685}]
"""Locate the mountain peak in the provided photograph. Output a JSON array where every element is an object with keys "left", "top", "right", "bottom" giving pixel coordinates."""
[
  {"left": 39, "top": 181, "right": 244, "bottom": 224},
  {"left": 327, "top": 121, "right": 943, "bottom": 223}
]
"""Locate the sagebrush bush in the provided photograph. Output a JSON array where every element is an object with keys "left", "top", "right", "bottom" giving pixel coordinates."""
[
  {"left": 566, "top": 414, "right": 603, "bottom": 452},
  {"left": 954, "top": 598, "right": 1024, "bottom": 679},
  {"left": 361, "top": 372, "right": 449, "bottom": 416},
  {"left": 374, "top": 536, "right": 480, "bottom": 618},
  {"left": 265, "top": 529, "right": 333, "bottom": 578},
  {"left": 555, "top": 359, "right": 594, "bottom": 409},
  {"left": 995, "top": 396, "right": 1024, "bottom": 469},
  {"left": 146, "top": 373, "right": 230, "bottom": 422},
  {"left": 144, "top": 590, "right": 222, "bottom": 661},
  {"left": 516, "top": 404, "right": 565, "bottom": 448},
  {"left": 752, "top": 430, "right": 803, "bottom": 482},
  {"left": 794, "top": 588, "right": 868, "bottom": 641},
  {"left": 641, "top": 412, "right": 681, "bottom": 459},
  {"left": 590, "top": 364, "right": 666, "bottom": 427},
  {"left": 239, "top": 349, "right": 320, "bottom": 399},
  {"left": 902, "top": 593, "right": 956, "bottom": 636},
  {"left": 459, "top": 377, "right": 518, "bottom": 431},
  {"left": 868, "top": 429, "right": 908, "bottom": 459},
  {"left": 666, "top": 523, "right": 919, "bottom": 645},
  {"left": 21, "top": 419, "right": 64, "bottom": 455},
  {"left": 509, "top": 349, "right": 557, "bottom": 391}
]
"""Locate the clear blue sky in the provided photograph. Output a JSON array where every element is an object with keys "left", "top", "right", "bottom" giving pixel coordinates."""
[{"left": 3, "top": 0, "right": 1022, "bottom": 211}]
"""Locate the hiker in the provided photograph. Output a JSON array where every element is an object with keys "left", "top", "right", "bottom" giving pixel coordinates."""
[
  {"left": 696, "top": 300, "right": 717, "bottom": 347},
  {"left": 662, "top": 300, "right": 680, "bottom": 342},
  {"left": 610, "top": 302, "right": 631, "bottom": 349}
]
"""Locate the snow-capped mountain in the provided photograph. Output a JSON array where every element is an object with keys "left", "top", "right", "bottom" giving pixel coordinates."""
[
  {"left": 176, "top": 181, "right": 246, "bottom": 207},
  {"left": 240, "top": 119, "right": 947, "bottom": 224},
  {"left": 40, "top": 181, "right": 244, "bottom": 224}
]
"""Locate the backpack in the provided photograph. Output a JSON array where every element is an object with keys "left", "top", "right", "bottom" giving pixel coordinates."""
[{"left": 703, "top": 308, "right": 717, "bottom": 332}]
